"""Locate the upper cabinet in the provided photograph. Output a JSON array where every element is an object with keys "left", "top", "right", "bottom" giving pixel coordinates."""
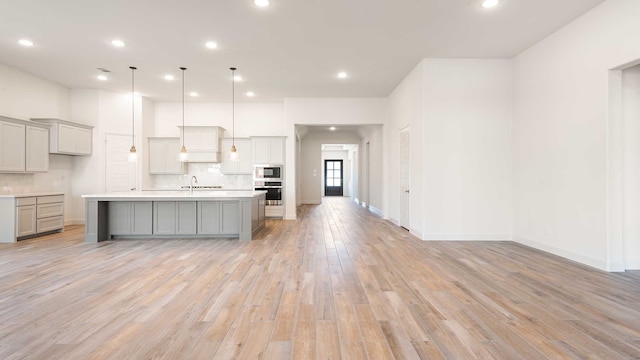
[
  {"left": 148, "top": 137, "right": 186, "bottom": 175},
  {"left": 179, "top": 126, "right": 223, "bottom": 163},
  {"left": 251, "top": 137, "right": 285, "bottom": 165},
  {"left": 0, "top": 116, "right": 49, "bottom": 173},
  {"left": 31, "top": 118, "right": 93, "bottom": 156},
  {"left": 220, "top": 138, "right": 252, "bottom": 174}
]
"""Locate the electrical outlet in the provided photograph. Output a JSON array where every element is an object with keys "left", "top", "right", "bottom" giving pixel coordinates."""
[{"left": 545, "top": 226, "right": 552, "bottom": 235}]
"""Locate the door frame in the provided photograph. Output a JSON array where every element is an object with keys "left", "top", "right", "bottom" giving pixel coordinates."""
[{"left": 324, "top": 159, "right": 344, "bottom": 196}]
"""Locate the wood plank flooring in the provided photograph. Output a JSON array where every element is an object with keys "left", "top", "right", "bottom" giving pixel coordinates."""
[{"left": 1, "top": 197, "right": 640, "bottom": 359}]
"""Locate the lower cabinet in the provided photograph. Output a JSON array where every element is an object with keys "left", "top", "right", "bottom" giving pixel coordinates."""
[
  {"left": 107, "top": 200, "right": 240, "bottom": 237},
  {"left": 10, "top": 194, "right": 64, "bottom": 241},
  {"left": 108, "top": 202, "right": 153, "bottom": 235},
  {"left": 198, "top": 201, "right": 239, "bottom": 235},
  {"left": 153, "top": 201, "right": 197, "bottom": 235},
  {"left": 16, "top": 204, "right": 37, "bottom": 237}
]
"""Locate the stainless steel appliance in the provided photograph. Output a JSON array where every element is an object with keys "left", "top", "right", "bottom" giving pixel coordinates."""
[
  {"left": 254, "top": 165, "right": 282, "bottom": 181},
  {"left": 254, "top": 181, "right": 282, "bottom": 206},
  {"left": 254, "top": 165, "right": 284, "bottom": 218}
]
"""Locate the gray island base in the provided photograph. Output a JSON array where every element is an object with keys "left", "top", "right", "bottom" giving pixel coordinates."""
[{"left": 83, "top": 191, "right": 266, "bottom": 242}]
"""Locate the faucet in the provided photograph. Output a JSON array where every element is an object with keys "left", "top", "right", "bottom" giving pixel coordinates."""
[{"left": 190, "top": 176, "right": 198, "bottom": 195}]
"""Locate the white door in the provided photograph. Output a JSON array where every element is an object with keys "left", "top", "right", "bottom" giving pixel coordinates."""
[
  {"left": 106, "top": 134, "right": 137, "bottom": 192},
  {"left": 400, "top": 128, "right": 410, "bottom": 230}
]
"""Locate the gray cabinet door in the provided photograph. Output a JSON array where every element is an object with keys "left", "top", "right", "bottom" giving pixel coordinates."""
[
  {"left": 109, "top": 201, "right": 152, "bottom": 235},
  {"left": 198, "top": 202, "right": 220, "bottom": 234},
  {"left": 16, "top": 205, "right": 37, "bottom": 237},
  {"left": 0, "top": 121, "right": 26, "bottom": 172},
  {"left": 25, "top": 126, "right": 49, "bottom": 172},
  {"left": 108, "top": 202, "right": 131, "bottom": 235},
  {"left": 176, "top": 202, "right": 197, "bottom": 235},
  {"left": 220, "top": 201, "right": 239, "bottom": 234},
  {"left": 153, "top": 202, "right": 176, "bottom": 235},
  {"left": 131, "top": 202, "right": 153, "bottom": 235}
]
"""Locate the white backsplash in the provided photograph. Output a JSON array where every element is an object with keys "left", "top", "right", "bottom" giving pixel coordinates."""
[
  {"left": 148, "top": 163, "right": 253, "bottom": 190},
  {"left": 0, "top": 155, "right": 72, "bottom": 195}
]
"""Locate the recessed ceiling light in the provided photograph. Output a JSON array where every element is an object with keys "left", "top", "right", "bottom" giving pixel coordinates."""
[
  {"left": 205, "top": 41, "right": 218, "bottom": 49},
  {"left": 18, "top": 39, "right": 34, "bottom": 47},
  {"left": 111, "top": 39, "right": 125, "bottom": 47},
  {"left": 481, "top": 0, "right": 500, "bottom": 8},
  {"left": 246, "top": 91, "right": 255, "bottom": 97},
  {"left": 164, "top": 74, "right": 175, "bottom": 81},
  {"left": 337, "top": 72, "right": 348, "bottom": 79},
  {"left": 255, "top": 0, "right": 270, "bottom": 7},
  {"left": 330, "top": 127, "right": 336, "bottom": 131},
  {"left": 97, "top": 75, "right": 108, "bottom": 81},
  {"left": 233, "top": 75, "right": 242, "bottom": 81},
  {"left": 189, "top": 92, "right": 199, "bottom": 97}
]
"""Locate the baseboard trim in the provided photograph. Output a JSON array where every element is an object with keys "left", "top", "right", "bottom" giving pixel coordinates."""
[
  {"left": 424, "top": 233, "right": 512, "bottom": 241},
  {"left": 624, "top": 260, "right": 640, "bottom": 271},
  {"left": 514, "top": 236, "right": 613, "bottom": 272},
  {"left": 369, "top": 206, "right": 383, "bottom": 218},
  {"left": 65, "top": 219, "right": 85, "bottom": 226},
  {"left": 284, "top": 213, "right": 297, "bottom": 221}
]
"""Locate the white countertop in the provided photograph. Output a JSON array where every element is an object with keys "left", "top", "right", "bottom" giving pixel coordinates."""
[
  {"left": 141, "top": 188, "right": 253, "bottom": 192},
  {"left": 82, "top": 190, "right": 266, "bottom": 200},
  {"left": 0, "top": 192, "right": 64, "bottom": 198}
]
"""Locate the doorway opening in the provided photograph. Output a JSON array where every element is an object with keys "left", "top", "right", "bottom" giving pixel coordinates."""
[{"left": 324, "top": 159, "right": 344, "bottom": 196}]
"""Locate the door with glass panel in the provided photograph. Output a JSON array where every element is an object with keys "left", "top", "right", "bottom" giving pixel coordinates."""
[{"left": 324, "top": 160, "right": 343, "bottom": 196}]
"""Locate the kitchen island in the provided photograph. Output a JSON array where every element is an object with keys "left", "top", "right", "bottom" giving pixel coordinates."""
[{"left": 82, "top": 191, "right": 266, "bottom": 242}]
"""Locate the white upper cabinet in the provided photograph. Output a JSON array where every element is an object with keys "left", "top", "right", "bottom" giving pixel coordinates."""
[
  {"left": 25, "top": 125, "right": 49, "bottom": 172},
  {"left": 179, "top": 126, "right": 223, "bottom": 163},
  {"left": 251, "top": 137, "right": 285, "bottom": 165},
  {"left": 31, "top": 118, "right": 93, "bottom": 155},
  {"left": 0, "top": 119, "right": 26, "bottom": 172},
  {"left": 148, "top": 137, "right": 186, "bottom": 175},
  {"left": 220, "top": 138, "right": 252, "bottom": 174},
  {"left": 0, "top": 116, "right": 49, "bottom": 173}
]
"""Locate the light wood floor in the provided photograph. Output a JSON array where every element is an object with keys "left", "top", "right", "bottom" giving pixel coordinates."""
[{"left": 1, "top": 197, "right": 640, "bottom": 359}]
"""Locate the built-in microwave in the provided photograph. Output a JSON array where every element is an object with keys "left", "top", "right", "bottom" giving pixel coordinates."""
[{"left": 255, "top": 165, "right": 282, "bottom": 181}]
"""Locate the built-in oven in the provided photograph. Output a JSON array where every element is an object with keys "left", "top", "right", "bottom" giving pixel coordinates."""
[
  {"left": 254, "top": 165, "right": 282, "bottom": 181},
  {"left": 254, "top": 181, "right": 282, "bottom": 206}
]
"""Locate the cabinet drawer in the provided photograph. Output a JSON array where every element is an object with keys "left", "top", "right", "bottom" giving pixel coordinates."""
[
  {"left": 37, "top": 203, "right": 64, "bottom": 218},
  {"left": 37, "top": 195, "right": 64, "bottom": 204},
  {"left": 37, "top": 216, "right": 64, "bottom": 233},
  {"left": 16, "top": 197, "right": 37, "bottom": 206}
]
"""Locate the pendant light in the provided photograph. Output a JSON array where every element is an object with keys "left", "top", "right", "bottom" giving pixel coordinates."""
[
  {"left": 128, "top": 66, "right": 138, "bottom": 162},
  {"left": 178, "top": 67, "right": 189, "bottom": 162},
  {"left": 229, "top": 67, "right": 239, "bottom": 162}
]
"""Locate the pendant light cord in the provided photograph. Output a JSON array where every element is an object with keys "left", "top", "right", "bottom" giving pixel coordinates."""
[
  {"left": 181, "top": 67, "right": 186, "bottom": 148},
  {"left": 130, "top": 66, "right": 136, "bottom": 147},
  {"left": 231, "top": 67, "right": 236, "bottom": 146}
]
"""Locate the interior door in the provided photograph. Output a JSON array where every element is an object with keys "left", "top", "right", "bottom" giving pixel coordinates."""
[
  {"left": 106, "top": 133, "right": 137, "bottom": 192},
  {"left": 324, "top": 160, "right": 343, "bottom": 196},
  {"left": 400, "top": 128, "right": 410, "bottom": 230}
]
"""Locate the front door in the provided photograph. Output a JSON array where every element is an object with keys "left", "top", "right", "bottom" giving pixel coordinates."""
[{"left": 324, "top": 159, "right": 343, "bottom": 196}]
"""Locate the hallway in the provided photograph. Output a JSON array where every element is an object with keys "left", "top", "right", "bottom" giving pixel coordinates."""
[{"left": 0, "top": 197, "right": 639, "bottom": 359}]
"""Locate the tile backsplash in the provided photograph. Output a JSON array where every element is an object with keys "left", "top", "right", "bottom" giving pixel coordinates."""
[{"left": 148, "top": 163, "right": 253, "bottom": 190}]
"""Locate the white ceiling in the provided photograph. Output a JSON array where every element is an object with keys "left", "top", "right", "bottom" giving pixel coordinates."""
[{"left": 0, "top": 0, "right": 605, "bottom": 103}]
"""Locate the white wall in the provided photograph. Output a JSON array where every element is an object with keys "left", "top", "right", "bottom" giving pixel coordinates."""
[
  {"left": 622, "top": 64, "right": 640, "bottom": 269},
  {"left": 0, "top": 63, "right": 76, "bottom": 223},
  {"left": 513, "top": 0, "right": 640, "bottom": 271},
  {"left": 154, "top": 102, "right": 285, "bottom": 138},
  {"left": 299, "top": 134, "right": 360, "bottom": 204},
  {"left": 421, "top": 59, "right": 513, "bottom": 241},
  {"left": 388, "top": 61, "right": 424, "bottom": 235},
  {"left": 284, "top": 98, "right": 388, "bottom": 219},
  {"left": 68, "top": 89, "right": 145, "bottom": 222}
]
